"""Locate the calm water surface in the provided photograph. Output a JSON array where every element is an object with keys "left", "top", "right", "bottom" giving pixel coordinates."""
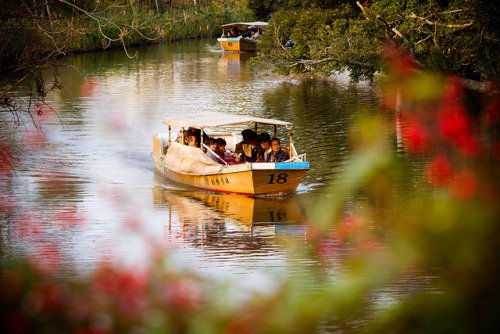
[{"left": 3, "top": 39, "right": 383, "bottom": 282}]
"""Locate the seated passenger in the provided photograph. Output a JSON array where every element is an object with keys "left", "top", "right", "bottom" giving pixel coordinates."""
[
  {"left": 187, "top": 135, "right": 198, "bottom": 148},
  {"left": 250, "top": 27, "right": 261, "bottom": 41},
  {"left": 235, "top": 129, "right": 259, "bottom": 163},
  {"left": 204, "top": 137, "right": 224, "bottom": 164},
  {"left": 215, "top": 138, "right": 227, "bottom": 161},
  {"left": 230, "top": 27, "right": 241, "bottom": 37},
  {"left": 257, "top": 132, "right": 272, "bottom": 162},
  {"left": 242, "top": 26, "right": 254, "bottom": 38},
  {"left": 269, "top": 138, "right": 289, "bottom": 163}
]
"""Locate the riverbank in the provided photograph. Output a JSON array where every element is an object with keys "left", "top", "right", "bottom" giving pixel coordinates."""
[{"left": 0, "top": 2, "right": 252, "bottom": 73}]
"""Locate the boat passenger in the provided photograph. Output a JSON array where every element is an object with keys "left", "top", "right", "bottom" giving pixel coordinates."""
[
  {"left": 242, "top": 26, "right": 254, "bottom": 38},
  {"left": 257, "top": 132, "right": 272, "bottom": 162},
  {"left": 183, "top": 129, "right": 195, "bottom": 145},
  {"left": 204, "top": 137, "right": 223, "bottom": 164},
  {"left": 235, "top": 129, "right": 259, "bottom": 163},
  {"left": 269, "top": 138, "right": 289, "bottom": 163},
  {"left": 187, "top": 135, "right": 198, "bottom": 148},
  {"left": 230, "top": 27, "right": 241, "bottom": 37},
  {"left": 215, "top": 138, "right": 226, "bottom": 161},
  {"left": 250, "top": 27, "right": 261, "bottom": 41}
]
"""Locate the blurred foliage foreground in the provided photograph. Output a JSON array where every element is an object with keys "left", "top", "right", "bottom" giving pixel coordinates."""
[{"left": 2, "top": 44, "right": 500, "bottom": 333}]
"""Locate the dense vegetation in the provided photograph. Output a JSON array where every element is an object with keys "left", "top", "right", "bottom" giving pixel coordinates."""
[
  {"left": 0, "top": 0, "right": 251, "bottom": 117},
  {"left": 254, "top": 0, "right": 500, "bottom": 84}
]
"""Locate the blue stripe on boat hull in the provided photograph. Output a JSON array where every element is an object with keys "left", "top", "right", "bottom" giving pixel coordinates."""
[{"left": 275, "top": 162, "right": 310, "bottom": 169}]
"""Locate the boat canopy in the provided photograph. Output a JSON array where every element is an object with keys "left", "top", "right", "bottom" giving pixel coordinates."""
[
  {"left": 162, "top": 112, "right": 293, "bottom": 130},
  {"left": 221, "top": 21, "right": 268, "bottom": 29}
]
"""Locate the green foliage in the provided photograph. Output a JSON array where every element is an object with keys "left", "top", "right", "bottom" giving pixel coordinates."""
[
  {"left": 256, "top": 0, "right": 500, "bottom": 82},
  {"left": 245, "top": 0, "right": 276, "bottom": 20},
  {"left": 257, "top": 4, "right": 385, "bottom": 80}
]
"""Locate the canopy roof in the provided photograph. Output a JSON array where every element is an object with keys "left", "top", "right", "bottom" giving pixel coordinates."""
[
  {"left": 221, "top": 21, "right": 268, "bottom": 29},
  {"left": 162, "top": 112, "right": 293, "bottom": 130}
]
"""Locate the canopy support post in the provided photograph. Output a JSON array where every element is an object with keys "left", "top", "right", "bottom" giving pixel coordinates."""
[
  {"left": 200, "top": 128, "right": 204, "bottom": 148},
  {"left": 181, "top": 128, "right": 185, "bottom": 145},
  {"left": 289, "top": 129, "right": 294, "bottom": 158},
  {"left": 168, "top": 126, "right": 171, "bottom": 146},
  {"left": 273, "top": 125, "right": 277, "bottom": 138}
]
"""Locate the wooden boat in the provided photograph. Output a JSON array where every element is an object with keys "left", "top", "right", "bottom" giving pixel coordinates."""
[
  {"left": 152, "top": 112, "right": 309, "bottom": 195},
  {"left": 217, "top": 21, "right": 268, "bottom": 52}
]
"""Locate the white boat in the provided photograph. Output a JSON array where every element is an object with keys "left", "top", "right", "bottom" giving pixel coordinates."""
[{"left": 152, "top": 112, "right": 309, "bottom": 195}]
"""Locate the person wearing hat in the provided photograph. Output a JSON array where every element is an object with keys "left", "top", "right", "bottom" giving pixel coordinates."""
[
  {"left": 242, "top": 26, "right": 255, "bottom": 38},
  {"left": 250, "top": 27, "right": 261, "bottom": 41},
  {"left": 234, "top": 129, "right": 259, "bottom": 163}
]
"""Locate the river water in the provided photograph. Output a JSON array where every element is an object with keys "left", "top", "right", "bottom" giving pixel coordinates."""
[{"left": 3, "top": 39, "right": 381, "bottom": 281}]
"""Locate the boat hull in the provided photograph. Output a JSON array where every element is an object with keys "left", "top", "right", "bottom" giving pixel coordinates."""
[
  {"left": 153, "top": 152, "right": 308, "bottom": 195},
  {"left": 217, "top": 38, "right": 257, "bottom": 52}
]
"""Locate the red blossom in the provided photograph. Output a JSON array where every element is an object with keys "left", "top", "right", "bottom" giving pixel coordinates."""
[
  {"left": 442, "top": 76, "right": 464, "bottom": 102},
  {"left": 0, "top": 193, "right": 17, "bottom": 215},
  {"left": 32, "top": 280, "right": 63, "bottom": 312},
  {"left": 337, "top": 214, "right": 364, "bottom": 238},
  {"left": 404, "top": 120, "right": 430, "bottom": 154},
  {"left": 33, "top": 103, "right": 55, "bottom": 124},
  {"left": 223, "top": 319, "right": 253, "bottom": 334},
  {"left": 93, "top": 265, "right": 150, "bottom": 306},
  {"left": 15, "top": 210, "right": 45, "bottom": 240},
  {"left": 164, "top": 278, "right": 203, "bottom": 312},
  {"left": 52, "top": 207, "right": 87, "bottom": 228},
  {"left": 315, "top": 238, "right": 337, "bottom": 261},
  {"left": 30, "top": 243, "right": 62, "bottom": 274},
  {"left": 380, "top": 40, "right": 400, "bottom": 62},
  {"left": 0, "top": 143, "right": 14, "bottom": 177},
  {"left": 425, "top": 156, "right": 453, "bottom": 186},
  {"left": 123, "top": 213, "right": 143, "bottom": 231},
  {"left": 22, "top": 127, "right": 46, "bottom": 150},
  {"left": 393, "top": 55, "right": 415, "bottom": 77},
  {"left": 455, "top": 135, "right": 481, "bottom": 157},
  {"left": 356, "top": 237, "right": 378, "bottom": 252},
  {"left": 438, "top": 106, "right": 471, "bottom": 143},
  {"left": 449, "top": 171, "right": 477, "bottom": 201},
  {"left": 80, "top": 79, "right": 102, "bottom": 98}
]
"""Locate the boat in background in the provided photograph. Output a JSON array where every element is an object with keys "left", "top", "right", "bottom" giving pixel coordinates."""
[
  {"left": 217, "top": 21, "right": 268, "bottom": 52},
  {"left": 152, "top": 112, "right": 309, "bottom": 195}
]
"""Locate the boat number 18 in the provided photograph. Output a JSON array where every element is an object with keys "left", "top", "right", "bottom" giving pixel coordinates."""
[{"left": 267, "top": 173, "right": 288, "bottom": 184}]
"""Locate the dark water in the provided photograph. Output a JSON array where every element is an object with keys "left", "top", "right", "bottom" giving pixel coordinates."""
[{"left": 2, "top": 39, "right": 380, "bottom": 280}]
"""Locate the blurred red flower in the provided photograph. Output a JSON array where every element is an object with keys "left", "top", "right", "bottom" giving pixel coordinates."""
[
  {"left": 22, "top": 127, "right": 46, "bottom": 150},
  {"left": 439, "top": 106, "right": 471, "bottom": 144},
  {"left": 15, "top": 210, "right": 45, "bottom": 240},
  {"left": 164, "top": 278, "right": 203, "bottom": 312},
  {"left": 449, "top": 171, "right": 477, "bottom": 201},
  {"left": 425, "top": 156, "right": 453, "bottom": 186},
  {"left": 404, "top": 120, "right": 430, "bottom": 154},
  {"left": 30, "top": 243, "right": 62, "bottom": 274}
]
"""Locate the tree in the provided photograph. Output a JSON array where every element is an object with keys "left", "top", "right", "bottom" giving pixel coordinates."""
[{"left": 256, "top": 0, "right": 500, "bottom": 86}]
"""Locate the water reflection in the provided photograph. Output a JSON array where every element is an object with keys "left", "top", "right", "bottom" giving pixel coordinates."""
[{"left": 153, "top": 186, "right": 309, "bottom": 252}]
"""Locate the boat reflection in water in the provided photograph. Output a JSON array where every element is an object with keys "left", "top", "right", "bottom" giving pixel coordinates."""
[{"left": 152, "top": 186, "right": 309, "bottom": 251}]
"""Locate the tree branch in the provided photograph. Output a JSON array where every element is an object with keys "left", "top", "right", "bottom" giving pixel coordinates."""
[{"left": 407, "top": 13, "right": 473, "bottom": 29}]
